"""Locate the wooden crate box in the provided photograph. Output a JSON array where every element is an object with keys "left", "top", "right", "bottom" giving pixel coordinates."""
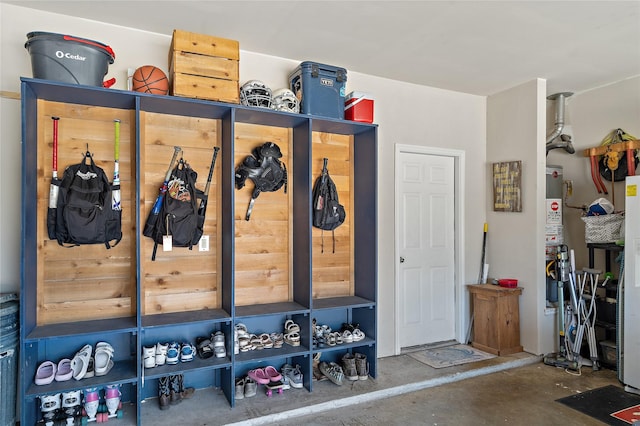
[{"left": 169, "top": 29, "right": 239, "bottom": 103}]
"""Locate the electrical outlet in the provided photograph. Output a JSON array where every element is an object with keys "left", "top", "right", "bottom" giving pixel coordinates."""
[{"left": 199, "top": 235, "right": 209, "bottom": 252}]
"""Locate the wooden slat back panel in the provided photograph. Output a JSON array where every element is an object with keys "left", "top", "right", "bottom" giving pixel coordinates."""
[
  {"left": 234, "top": 123, "right": 292, "bottom": 306},
  {"left": 37, "top": 101, "right": 136, "bottom": 325},
  {"left": 139, "top": 111, "right": 221, "bottom": 315},
  {"left": 311, "top": 132, "right": 354, "bottom": 299}
]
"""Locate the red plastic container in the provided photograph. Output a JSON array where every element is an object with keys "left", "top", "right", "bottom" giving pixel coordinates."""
[
  {"left": 498, "top": 278, "right": 518, "bottom": 288},
  {"left": 344, "top": 91, "right": 374, "bottom": 123}
]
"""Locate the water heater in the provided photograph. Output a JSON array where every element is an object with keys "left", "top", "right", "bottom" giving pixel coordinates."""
[{"left": 546, "top": 165, "right": 564, "bottom": 303}]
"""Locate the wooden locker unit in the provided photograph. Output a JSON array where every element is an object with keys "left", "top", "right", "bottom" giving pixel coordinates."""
[
  {"left": 311, "top": 131, "right": 354, "bottom": 299},
  {"left": 139, "top": 111, "right": 222, "bottom": 315},
  {"left": 20, "top": 78, "right": 377, "bottom": 425},
  {"left": 34, "top": 101, "right": 137, "bottom": 325}
]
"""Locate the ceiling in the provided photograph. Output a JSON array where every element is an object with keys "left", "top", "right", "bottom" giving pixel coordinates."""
[{"left": 5, "top": 1, "right": 640, "bottom": 96}]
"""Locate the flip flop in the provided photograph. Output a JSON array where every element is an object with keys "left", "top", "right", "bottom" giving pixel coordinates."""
[
  {"left": 94, "top": 342, "right": 115, "bottom": 377},
  {"left": 54, "top": 358, "right": 73, "bottom": 382},
  {"left": 71, "top": 344, "right": 92, "bottom": 381},
  {"left": 35, "top": 360, "right": 56, "bottom": 385}
]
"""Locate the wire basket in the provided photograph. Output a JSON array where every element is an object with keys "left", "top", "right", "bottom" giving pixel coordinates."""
[{"left": 581, "top": 213, "right": 624, "bottom": 243}]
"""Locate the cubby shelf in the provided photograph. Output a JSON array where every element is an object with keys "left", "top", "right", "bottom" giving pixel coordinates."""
[{"left": 20, "top": 77, "right": 377, "bottom": 425}]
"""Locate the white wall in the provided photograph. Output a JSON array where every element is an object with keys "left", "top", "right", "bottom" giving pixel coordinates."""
[
  {"left": 0, "top": 4, "right": 487, "bottom": 358},
  {"left": 486, "top": 79, "right": 552, "bottom": 355}
]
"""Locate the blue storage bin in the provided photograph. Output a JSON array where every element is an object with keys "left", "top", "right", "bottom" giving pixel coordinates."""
[{"left": 289, "top": 61, "right": 347, "bottom": 119}]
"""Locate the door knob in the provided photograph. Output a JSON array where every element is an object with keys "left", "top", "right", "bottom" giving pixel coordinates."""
[{"left": 400, "top": 257, "right": 405, "bottom": 263}]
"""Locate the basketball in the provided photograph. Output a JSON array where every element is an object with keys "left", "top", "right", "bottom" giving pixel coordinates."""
[{"left": 131, "top": 65, "right": 169, "bottom": 95}]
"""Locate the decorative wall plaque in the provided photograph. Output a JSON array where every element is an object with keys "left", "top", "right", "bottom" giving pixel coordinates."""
[{"left": 493, "top": 161, "right": 522, "bottom": 212}]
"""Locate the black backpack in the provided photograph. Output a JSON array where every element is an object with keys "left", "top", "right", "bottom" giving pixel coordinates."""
[
  {"left": 312, "top": 158, "right": 345, "bottom": 253},
  {"left": 54, "top": 151, "right": 122, "bottom": 248},
  {"left": 146, "top": 159, "right": 203, "bottom": 260},
  {"left": 235, "top": 142, "right": 287, "bottom": 220}
]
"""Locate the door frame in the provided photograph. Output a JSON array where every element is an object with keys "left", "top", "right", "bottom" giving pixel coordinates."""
[{"left": 394, "top": 144, "right": 466, "bottom": 355}]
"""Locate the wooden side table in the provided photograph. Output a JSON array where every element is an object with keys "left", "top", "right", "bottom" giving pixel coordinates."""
[{"left": 468, "top": 284, "right": 523, "bottom": 356}]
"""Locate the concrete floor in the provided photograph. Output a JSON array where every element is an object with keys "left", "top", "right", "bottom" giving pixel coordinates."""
[{"left": 136, "top": 350, "right": 622, "bottom": 425}]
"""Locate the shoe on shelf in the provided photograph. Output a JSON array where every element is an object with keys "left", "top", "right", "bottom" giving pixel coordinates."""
[
  {"left": 70, "top": 344, "right": 92, "bottom": 380},
  {"left": 264, "top": 365, "right": 282, "bottom": 382},
  {"left": 54, "top": 358, "right": 73, "bottom": 382},
  {"left": 235, "top": 377, "right": 245, "bottom": 400},
  {"left": 248, "top": 368, "right": 270, "bottom": 385},
  {"left": 342, "top": 353, "right": 358, "bottom": 381},
  {"left": 271, "top": 332, "right": 284, "bottom": 349},
  {"left": 250, "top": 334, "right": 263, "bottom": 351},
  {"left": 196, "top": 336, "right": 214, "bottom": 359},
  {"left": 156, "top": 342, "right": 168, "bottom": 366},
  {"left": 352, "top": 328, "right": 366, "bottom": 342},
  {"left": 284, "top": 331, "right": 300, "bottom": 347},
  {"left": 283, "top": 364, "right": 303, "bottom": 389},
  {"left": 211, "top": 330, "right": 226, "bottom": 358},
  {"left": 341, "top": 322, "right": 360, "bottom": 333},
  {"left": 212, "top": 331, "right": 225, "bottom": 347},
  {"left": 355, "top": 352, "right": 369, "bottom": 380},
  {"left": 238, "top": 335, "right": 251, "bottom": 352},
  {"left": 260, "top": 333, "right": 274, "bottom": 349},
  {"left": 143, "top": 345, "right": 156, "bottom": 368},
  {"left": 284, "top": 319, "right": 300, "bottom": 334},
  {"left": 177, "top": 373, "right": 195, "bottom": 399},
  {"left": 158, "top": 376, "right": 171, "bottom": 410},
  {"left": 169, "top": 374, "right": 183, "bottom": 405},
  {"left": 312, "top": 352, "right": 327, "bottom": 382},
  {"left": 35, "top": 360, "right": 56, "bottom": 386},
  {"left": 319, "top": 361, "right": 344, "bottom": 386},
  {"left": 61, "top": 389, "right": 82, "bottom": 420},
  {"left": 83, "top": 388, "right": 100, "bottom": 421},
  {"left": 166, "top": 342, "right": 180, "bottom": 365},
  {"left": 39, "top": 393, "right": 61, "bottom": 424},
  {"left": 84, "top": 357, "right": 95, "bottom": 379},
  {"left": 244, "top": 376, "right": 257, "bottom": 398},
  {"left": 94, "top": 342, "right": 114, "bottom": 377},
  {"left": 180, "top": 343, "right": 195, "bottom": 362},
  {"left": 214, "top": 345, "right": 226, "bottom": 358}
]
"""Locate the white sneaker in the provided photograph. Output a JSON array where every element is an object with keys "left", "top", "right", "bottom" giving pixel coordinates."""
[
  {"left": 212, "top": 331, "right": 226, "bottom": 357},
  {"left": 155, "top": 342, "right": 168, "bottom": 366},
  {"left": 143, "top": 345, "right": 156, "bottom": 368}
]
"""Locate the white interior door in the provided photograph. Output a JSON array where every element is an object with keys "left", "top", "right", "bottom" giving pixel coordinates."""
[{"left": 398, "top": 151, "right": 455, "bottom": 348}]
